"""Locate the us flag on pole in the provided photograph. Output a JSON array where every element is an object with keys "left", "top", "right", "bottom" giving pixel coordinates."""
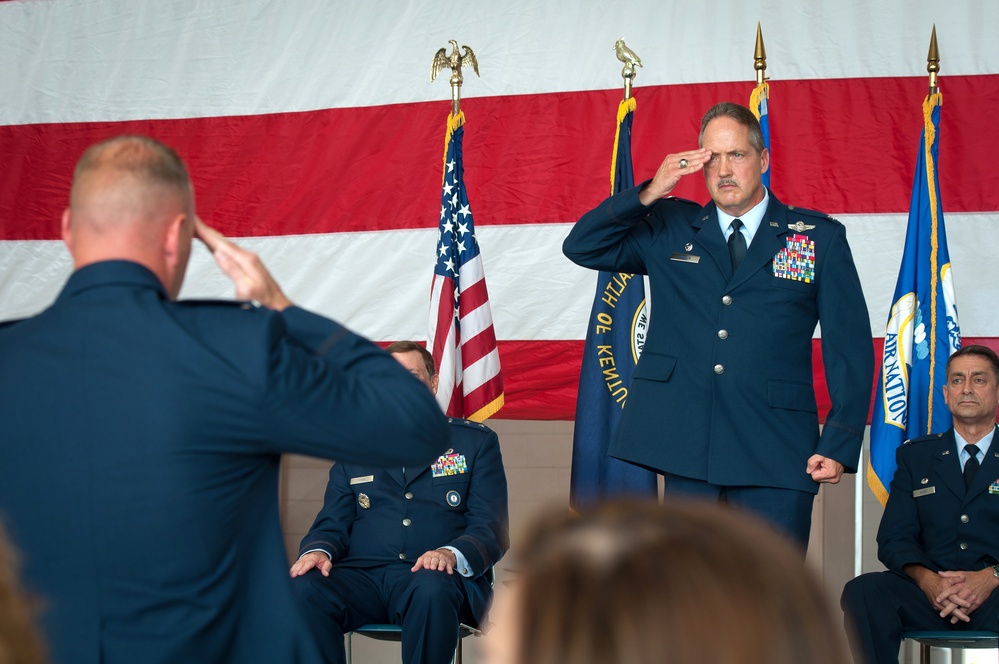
[{"left": 428, "top": 111, "right": 504, "bottom": 422}]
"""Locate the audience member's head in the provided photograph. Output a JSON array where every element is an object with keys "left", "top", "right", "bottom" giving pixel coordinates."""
[
  {"left": 62, "top": 135, "right": 196, "bottom": 299},
  {"left": 942, "top": 343, "right": 999, "bottom": 431},
  {"left": 484, "top": 500, "right": 850, "bottom": 664},
  {"left": 0, "top": 521, "right": 47, "bottom": 664},
  {"left": 386, "top": 340, "right": 438, "bottom": 395}
]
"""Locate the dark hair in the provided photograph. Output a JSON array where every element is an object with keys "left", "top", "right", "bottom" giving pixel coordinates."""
[
  {"left": 385, "top": 340, "right": 436, "bottom": 378},
  {"left": 946, "top": 344, "right": 999, "bottom": 381},
  {"left": 699, "top": 102, "right": 765, "bottom": 154},
  {"left": 503, "top": 500, "right": 849, "bottom": 664}
]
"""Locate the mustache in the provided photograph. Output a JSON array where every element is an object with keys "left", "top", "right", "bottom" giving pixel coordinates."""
[{"left": 716, "top": 179, "right": 738, "bottom": 187}]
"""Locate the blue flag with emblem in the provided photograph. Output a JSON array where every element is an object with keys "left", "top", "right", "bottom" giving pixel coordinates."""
[
  {"left": 569, "top": 97, "right": 659, "bottom": 510},
  {"left": 750, "top": 80, "right": 770, "bottom": 187},
  {"left": 868, "top": 92, "right": 961, "bottom": 506}
]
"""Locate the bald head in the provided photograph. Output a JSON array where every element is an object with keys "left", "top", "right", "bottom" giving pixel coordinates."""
[{"left": 63, "top": 136, "right": 196, "bottom": 298}]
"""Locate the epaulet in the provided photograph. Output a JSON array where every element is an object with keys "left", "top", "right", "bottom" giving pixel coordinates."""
[
  {"left": 176, "top": 299, "right": 262, "bottom": 311},
  {"left": 903, "top": 433, "right": 945, "bottom": 446},
  {"left": 447, "top": 417, "right": 493, "bottom": 433},
  {"left": 786, "top": 204, "right": 840, "bottom": 226}
]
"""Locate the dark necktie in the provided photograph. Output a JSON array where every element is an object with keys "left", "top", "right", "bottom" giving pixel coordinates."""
[
  {"left": 728, "top": 219, "right": 747, "bottom": 272},
  {"left": 963, "top": 444, "right": 980, "bottom": 489}
]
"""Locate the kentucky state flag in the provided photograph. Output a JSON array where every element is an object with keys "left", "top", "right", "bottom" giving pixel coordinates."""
[
  {"left": 868, "top": 92, "right": 961, "bottom": 505},
  {"left": 569, "top": 97, "right": 659, "bottom": 510}
]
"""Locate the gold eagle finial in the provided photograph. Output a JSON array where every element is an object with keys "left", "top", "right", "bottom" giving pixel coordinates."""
[
  {"left": 431, "top": 40, "right": 479, "bottom": 84},
  {"left": 432, "top": 40, "right": 479, "bottom": 115},
  {"left": 614, "top": 39, "right": 642, "bottom": 99},
  {"left": 614, "top": 39, "right": 642, "bottom": 78}
]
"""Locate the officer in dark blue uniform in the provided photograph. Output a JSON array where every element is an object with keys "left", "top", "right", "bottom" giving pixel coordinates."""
[
  {"left": 291, "top": 340, "right": 509, "bottom": 664},
  {"left": 0, "top": 136, "right": 449, "bottom": 664},
  {"left": 563, "top": 102, "right": 873, "bottom": 548},
  {"left": 842, "top": 345, "right": 999, "bottom": 664}
]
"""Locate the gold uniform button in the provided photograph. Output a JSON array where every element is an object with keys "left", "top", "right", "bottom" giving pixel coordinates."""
[
  {"left": 722, "top": 295, "right": 733, "bottom": 305},
  {"left": 402, "top": 518, "right": 412, "bottom": 526},
  {"left": 718, "top": 329, "right": 728, "bottom": 339},
  {"left": 959, "top": 542, "right": 968, "bottom": 550},
  {"left": 398, "top": 553, "right": 407, "bottom": 560},
  {"left": 405, "top": 492, "right": 414, "bottom": 500},
  {"left": 714, "top": 364, "right": 725, "bottom": 375},
  {"left": 960, "top": 514, "right": 970, "bottom": 523}
]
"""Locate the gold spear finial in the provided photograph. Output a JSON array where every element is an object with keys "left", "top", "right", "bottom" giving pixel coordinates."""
[
  {"left": 754, "top": 22, "right": 767, "bottom": 86},
  {"left": 927, "top": 25, "right": 940, "bottom": 94},
  {"left": 431, "top": 40, "right": 480, "bottom": 115},
  {"left": 614, "top": 39, "right": 642, "bottom": 100}
]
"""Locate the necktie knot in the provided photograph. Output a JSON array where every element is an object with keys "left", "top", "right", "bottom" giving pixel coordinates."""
[
  {"left": 963, "top": 444, "right": 980, "bottom": 489},
  {"left": 728, "top": 219, "right": 747, "bottom": 272}
]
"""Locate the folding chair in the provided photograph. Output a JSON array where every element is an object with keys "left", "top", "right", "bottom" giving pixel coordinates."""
[
  {"left": 345, "top": 622, "right": 483, "bottom": 664},
  {"left": 901, "top": 630, "right": 999, "bottom": 664}
]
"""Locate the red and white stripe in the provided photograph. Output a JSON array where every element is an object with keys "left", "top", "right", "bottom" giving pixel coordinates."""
[{"left": 1, "top": 0, "right": 997, "bottom": 420}]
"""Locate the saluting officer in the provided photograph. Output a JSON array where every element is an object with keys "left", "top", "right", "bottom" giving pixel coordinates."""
[{"left": 563, "top": 102, "right": 873, "bottom": 548}]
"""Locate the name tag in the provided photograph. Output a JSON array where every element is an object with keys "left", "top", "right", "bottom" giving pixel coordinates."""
[
  {"left": 350, "top": 475, "right": 374, "bottom": 485},
  {"left": 913, "top": 486, "right": 936, "bottom": 498},
  {"left": 670, "top": 252, "right": 700, "bottom": 263}
]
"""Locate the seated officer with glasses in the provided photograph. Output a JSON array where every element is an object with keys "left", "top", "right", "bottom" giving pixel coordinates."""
[
  {"left": 841, "top": 344, "right": 999, "bottom": 664},
  {"left": 290, "top": 341, "right": 509, "bottom": 664}
]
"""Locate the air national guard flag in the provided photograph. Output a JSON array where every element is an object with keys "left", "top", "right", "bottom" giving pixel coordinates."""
[
  {"left": 868, "top": 92, "right": 960, "bottom": 506},
  {"left": 569, "top": 98, "right": 659, "bottom": 510},
  {"left": 750, "top": 80, "right": 771, "bottom": 187},
  {"left": 428, "top": 111, "right": 504, "bottom": 422}
]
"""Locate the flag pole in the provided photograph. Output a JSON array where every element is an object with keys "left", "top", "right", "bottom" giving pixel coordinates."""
[
  {"left": 427, "top": 40, "right": 503, "bottom": 422},
  {"left": 754, "top": 22, "right": 767, "bottom": 86},
  {"left": 569, "top": 40, "right": 658, "bottom": 509},
  {"left": 927, "top": 25, "right": 940, "bottom": 95},
  {"left": 750, "top": 23, "right": 770, "bottom": 187}
]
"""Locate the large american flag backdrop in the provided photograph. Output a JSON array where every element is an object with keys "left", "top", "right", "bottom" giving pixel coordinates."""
[{"left": 2, "top": 1, "right": 998, "bottom": 421}]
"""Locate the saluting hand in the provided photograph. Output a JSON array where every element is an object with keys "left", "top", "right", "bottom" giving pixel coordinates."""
[
  {"left": 638, "top": 148, "right": 712, "bottom": 206},
  {"left": 194, "top": 217, "right": 293, "bottom": 311}
]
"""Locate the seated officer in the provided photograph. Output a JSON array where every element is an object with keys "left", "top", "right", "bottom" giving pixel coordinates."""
[
  {"left": 290, "top": 340, "right": 509, "bottom": 664},
  {"left": 841, "top": 344, "right": 999, "bottom": 664}
]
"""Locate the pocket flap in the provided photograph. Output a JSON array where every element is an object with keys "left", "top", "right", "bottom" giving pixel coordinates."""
[
  {"left": 633, "top": 352, "right": 677, "bottom": 382},
  {"left": 767, "top": 379, "right": 817, "bottom": 412}
]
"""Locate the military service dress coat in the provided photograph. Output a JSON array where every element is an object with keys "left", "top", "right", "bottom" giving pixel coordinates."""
[
  {"left": 563, "top": 184, "right": 873, "bottom": 494},
  {"left": 0, "top": 261, "right": 449, "bottom": 664},
  {"left": 298, "top": 417, "right": 508, "bottom": 608},
  {"left": 840, "top": 428, "right": 999, "bottom": 664}
]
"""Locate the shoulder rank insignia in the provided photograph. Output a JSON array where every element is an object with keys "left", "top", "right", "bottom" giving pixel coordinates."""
[{"left": 788, "top": 221, "right": 816, "bottom": 232}]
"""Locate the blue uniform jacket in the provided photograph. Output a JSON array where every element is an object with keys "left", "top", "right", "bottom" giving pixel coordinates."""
[
  {"left": 563, "top": 184, "right": 873, "bottom": 493},
  {"left": 0, "top": 261, "right": 449, "bottom": 664},
  {"left": 878, "top": 427, "right": 999, "bottom": 573},
  {"left": 298, "top": 418, "right": 508, "bottom": 621}
]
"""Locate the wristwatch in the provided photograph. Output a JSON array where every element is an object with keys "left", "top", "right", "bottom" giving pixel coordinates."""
[{"left": 992, "top": 564, "right": 999, "bottom": 580}]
